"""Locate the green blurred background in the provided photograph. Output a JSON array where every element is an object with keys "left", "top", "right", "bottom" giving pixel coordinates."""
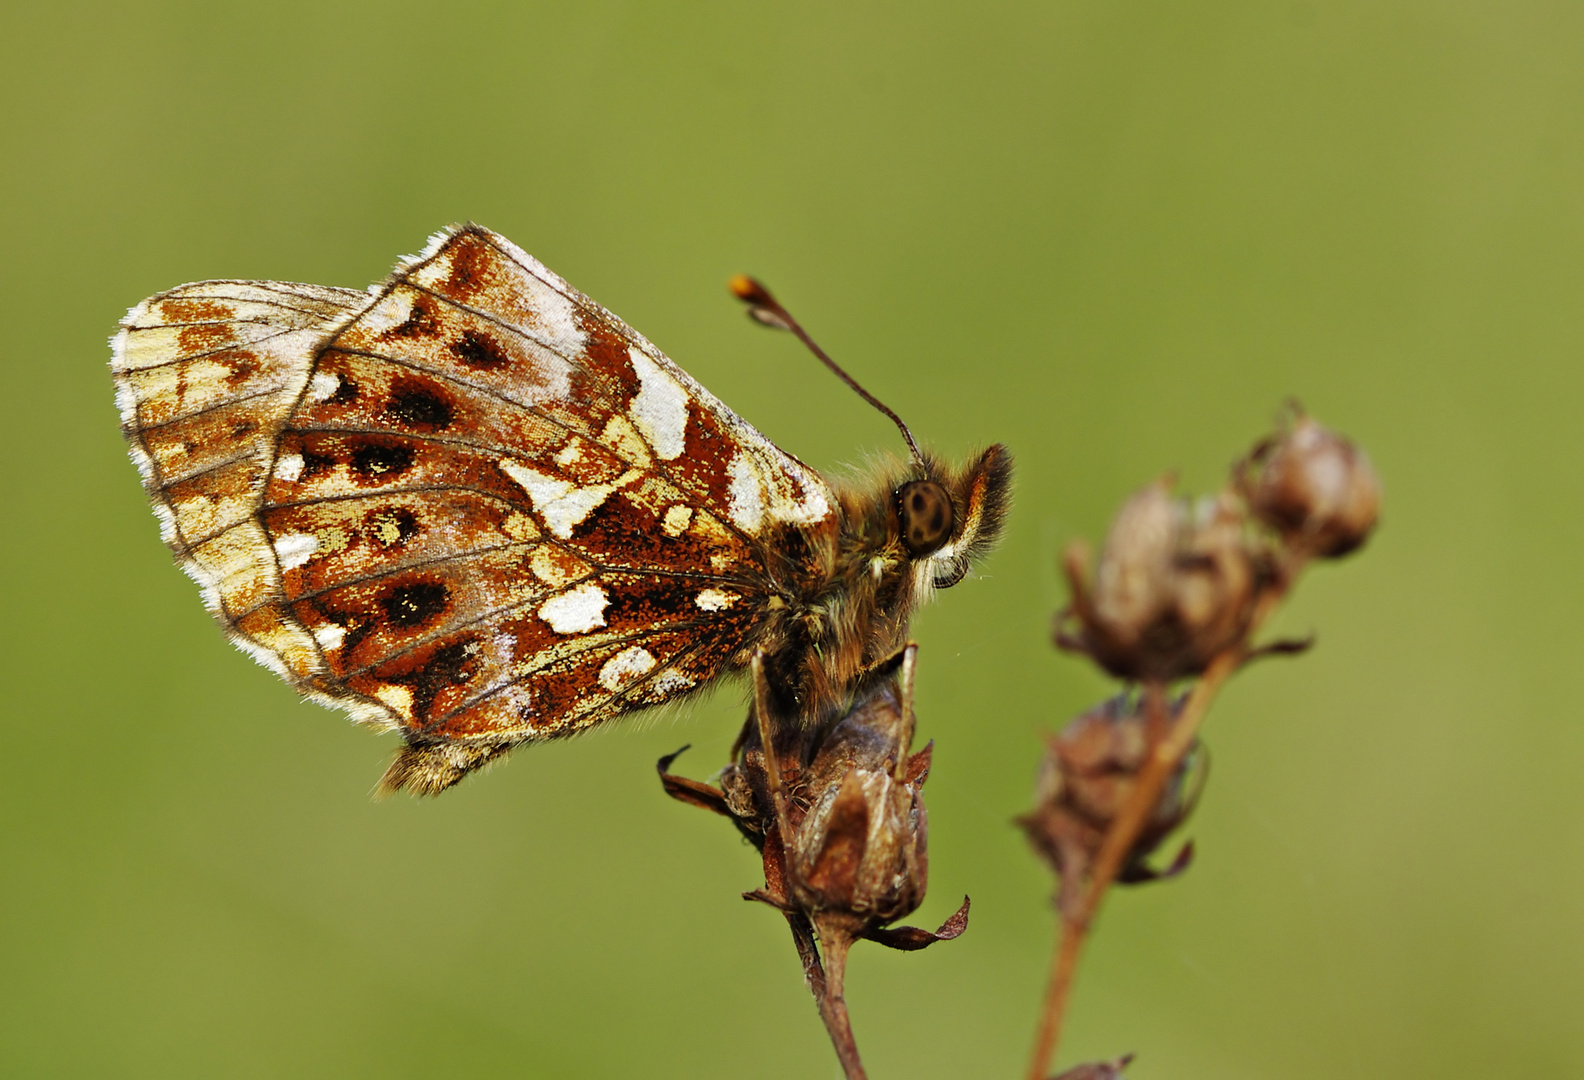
[{"left": 3, "top": 1, "right": 1580, "bottom": 1076}]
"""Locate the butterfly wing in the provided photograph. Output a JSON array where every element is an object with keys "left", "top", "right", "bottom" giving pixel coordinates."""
[
  {"left": 113, "top": 279, "right": 372, "bottom": 683},
  {"left": 114, "top": 225, "right": 836, "bottom": 794}
]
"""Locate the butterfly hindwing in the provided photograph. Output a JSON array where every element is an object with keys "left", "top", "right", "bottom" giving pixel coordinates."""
[{"left": 112, "top": 280, "right": 374, "bottom": 691}]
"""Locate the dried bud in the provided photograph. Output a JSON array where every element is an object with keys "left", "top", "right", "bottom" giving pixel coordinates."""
[
  {"left": 789, "top": 681, "right": 930, "bottom": 928},
  {"left": 1061, "top": 481, "right": 1266, "bottom": 680},
  {"left": 660, "top": 655, "right": 970, "bottom": 1079},
  {"left": 1019, "top": 695, "right": 1204, "bottom": 914},
  {"left": 1089, "top": 481, "right": 1180, "bottom": 642},
  {"left": 659, "top": 646, "right": 968, "bottom": 952},
  {"left": 1242, "top": 412, "right": 1381, "bottom": 557}
]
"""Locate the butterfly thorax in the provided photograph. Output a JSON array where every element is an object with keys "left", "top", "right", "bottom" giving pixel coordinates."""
[{"left": 749, "top": 449, "right": 1012, "bottom": 728}]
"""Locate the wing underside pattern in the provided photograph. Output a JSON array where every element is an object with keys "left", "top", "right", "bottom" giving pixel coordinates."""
[
  {"left": 112, "top": 280, "right": 373, "bottom": 695},
  {"left": 115, "top": 226, "right": 838, "bottom": 792}
]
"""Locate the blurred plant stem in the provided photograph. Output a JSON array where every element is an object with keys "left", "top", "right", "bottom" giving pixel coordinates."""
[{"left": 1026, "top": 576, "right": 1293, "bottom": 1080}]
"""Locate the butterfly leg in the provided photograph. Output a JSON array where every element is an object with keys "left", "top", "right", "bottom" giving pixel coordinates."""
[
  {"left": 655, "top": 745, "right": 735, "bottom": 819},
  {"left": 842, "top": 640, "right": 915, "bottom": 708},
  {"left": 893, "top": 642, "right": 918, "bottom": 783},
  {"left": 751, "top": 652, "right": 798, "bottom": 862},
  {"left": 843, "top": 641, "right": 921, "bottom": 776}
]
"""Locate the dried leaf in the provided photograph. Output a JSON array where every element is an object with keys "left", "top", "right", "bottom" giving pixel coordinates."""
[
  {"left": 1050, "top": 1053, "right": 1134, "bottom": 1080},
  {"left": 861, "top": 895, "right": 971, "bottom": 951}
]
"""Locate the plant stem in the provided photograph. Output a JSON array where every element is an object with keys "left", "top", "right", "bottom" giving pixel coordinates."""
[
  {"left": 1024, "top": 657, "right": 1232, "bottom": 1080},
  {"left": 1080, "top": 652, "right": 1236, "bottom": 921},
  {"left": 813, "top": 928, "right": 867, "bottom": 1080},
  {"left": 785, "top": 911, "right": 828, "bottom": 1003},
  {"left": 1027, "top": 910, "right": 1085, "bottom": 1080},
  {"left": 1026, "top": 574, "right": 1295, "bottom": 1080}
]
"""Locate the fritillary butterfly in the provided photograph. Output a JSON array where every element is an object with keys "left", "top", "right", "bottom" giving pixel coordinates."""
[{"left": 111, "top": 225, "right": 1011, "bottom": 794}]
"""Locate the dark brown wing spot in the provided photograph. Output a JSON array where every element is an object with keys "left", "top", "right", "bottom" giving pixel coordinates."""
[
  {"left": 309, "top": 604, "right": 376, "bottom": 664},
  {"left": 385, "top": 384, "right": 454, "bottom": 430},
  {"left": 449, "top": 329, "right": 510, "bottom": 370},
  {"left": 366, "top": 506, "right": 420, "bottom": 548},
  {"left": 328, "top": 377, "right": 359, "bottom": 405},
  {"left": 301, "top": 449, "right": 336, "bottom": 479},
  {"left": 387, "top": 299, "right": 440, "bottom": 339},
  {"left": 896, "top": 480, "right": 955, "bottom": 557},
  {"left": 387, "top": 639, "right": 478, "bottom": 723},
  {"left": 351, "top": 442, "right": 416, "bottom": 478},
  {"left": 381, "top": 581, "right": 450, "bottom": 628}
]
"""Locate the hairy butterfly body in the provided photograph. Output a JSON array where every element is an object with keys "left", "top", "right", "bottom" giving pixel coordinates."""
[{"left": 112, "top": 225, "right": 1011, "bottom": 794}]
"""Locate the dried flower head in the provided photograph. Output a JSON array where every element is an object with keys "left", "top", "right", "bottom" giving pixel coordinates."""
[
  {"left": 781, "top": 683, "right": 932, "bottom": 929},
  {"left": 1019, "top": 694, "right": 1204, "bottom": 914},
  {"left": 1027, "top": 409, "right": 1380, "bottom": 1080},
  {"left": 1241, "top": 409, "right": 1381, "bottom": 558},
  {"left": 670, "top": 648, "right": 967, "bottom": 949},
  {"left": 658, "top": 646, "right": 968, "bottom": 1078},
  {"left": 1059, "top": 481, "right": 1270, "bottom": 680}
]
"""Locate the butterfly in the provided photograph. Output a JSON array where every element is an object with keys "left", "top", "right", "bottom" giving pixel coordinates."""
[{"left": 111, "top": 225, "right": 1012, "bottom": 795}]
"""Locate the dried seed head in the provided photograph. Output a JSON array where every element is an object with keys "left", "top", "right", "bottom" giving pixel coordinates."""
[
  {"left": 1243, "top": 412, "right": 1381, "bottom": 557},
  {"left": 1019, "top": 695, "right": 1204, "bottom": 910},
  {"left": 658, "top": 648, "right": 967, "bottom": 953},
  {"left": 1062, "top": 482, "right": 1265, "bottom": 680},
  {"left": 1173, "top": 491, "right": 1261, "bottom": 656},
  {"left": 790, "top": 682, "right": 930, "bottom": 927},
  {"left": 1090, "top": 479, "right": 1181, "bottom": 645}
]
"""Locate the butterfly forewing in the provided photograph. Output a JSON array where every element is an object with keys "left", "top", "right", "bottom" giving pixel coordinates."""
[{"left": 117, "top": 225, "right": 840, "bottom": 790}]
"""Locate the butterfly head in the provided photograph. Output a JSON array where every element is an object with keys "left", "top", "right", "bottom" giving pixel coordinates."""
[
  {"left": 893, "top": 444, "right": 1014, "bottom": 591},
  {"left": 729, "top": 275, "right": 1013, "bottom": 588}
]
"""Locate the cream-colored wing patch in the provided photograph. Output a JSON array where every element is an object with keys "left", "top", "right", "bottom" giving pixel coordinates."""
[{"left": 112, "top": 279, "right": 393, "bottom": 723}]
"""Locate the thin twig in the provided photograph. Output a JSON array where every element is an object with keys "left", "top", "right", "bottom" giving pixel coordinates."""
[{"left": 1027, "top": 575, "right": 1297, "bottom": 1080}]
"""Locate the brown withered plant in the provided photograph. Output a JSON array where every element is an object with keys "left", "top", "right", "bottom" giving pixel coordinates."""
[
  {"left": 1049, "top": 1055, "right": 1136, "bottom": 1080},
  {"left": 659, "top": 645, "right": 968, "bottom": 1080},
  {"left": 1023, "top": 406, "right": 1381, "bottom": 1080}
]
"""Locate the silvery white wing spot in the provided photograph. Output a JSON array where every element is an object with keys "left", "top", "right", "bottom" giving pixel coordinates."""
[{"left": 111, "top": 225, "right": 1012, "bottom": 795}]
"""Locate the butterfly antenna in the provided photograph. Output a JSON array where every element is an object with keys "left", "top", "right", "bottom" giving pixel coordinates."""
[{"left": 730, "top": 274, "right": 924, "bottom": 467}]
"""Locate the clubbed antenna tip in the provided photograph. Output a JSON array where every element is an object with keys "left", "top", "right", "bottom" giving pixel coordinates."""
[{"left": 729, "top": 273, "right": 924, "bottom": 467}]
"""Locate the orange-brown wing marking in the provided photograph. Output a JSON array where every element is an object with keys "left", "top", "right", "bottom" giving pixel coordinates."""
[{"left": 255, "top": 225, "right": 835, "bottom": 792}]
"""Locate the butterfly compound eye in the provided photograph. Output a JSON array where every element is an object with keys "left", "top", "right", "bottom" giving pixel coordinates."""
[{"left": 896, "top": 480, "right": 955, "bottom": 557}]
